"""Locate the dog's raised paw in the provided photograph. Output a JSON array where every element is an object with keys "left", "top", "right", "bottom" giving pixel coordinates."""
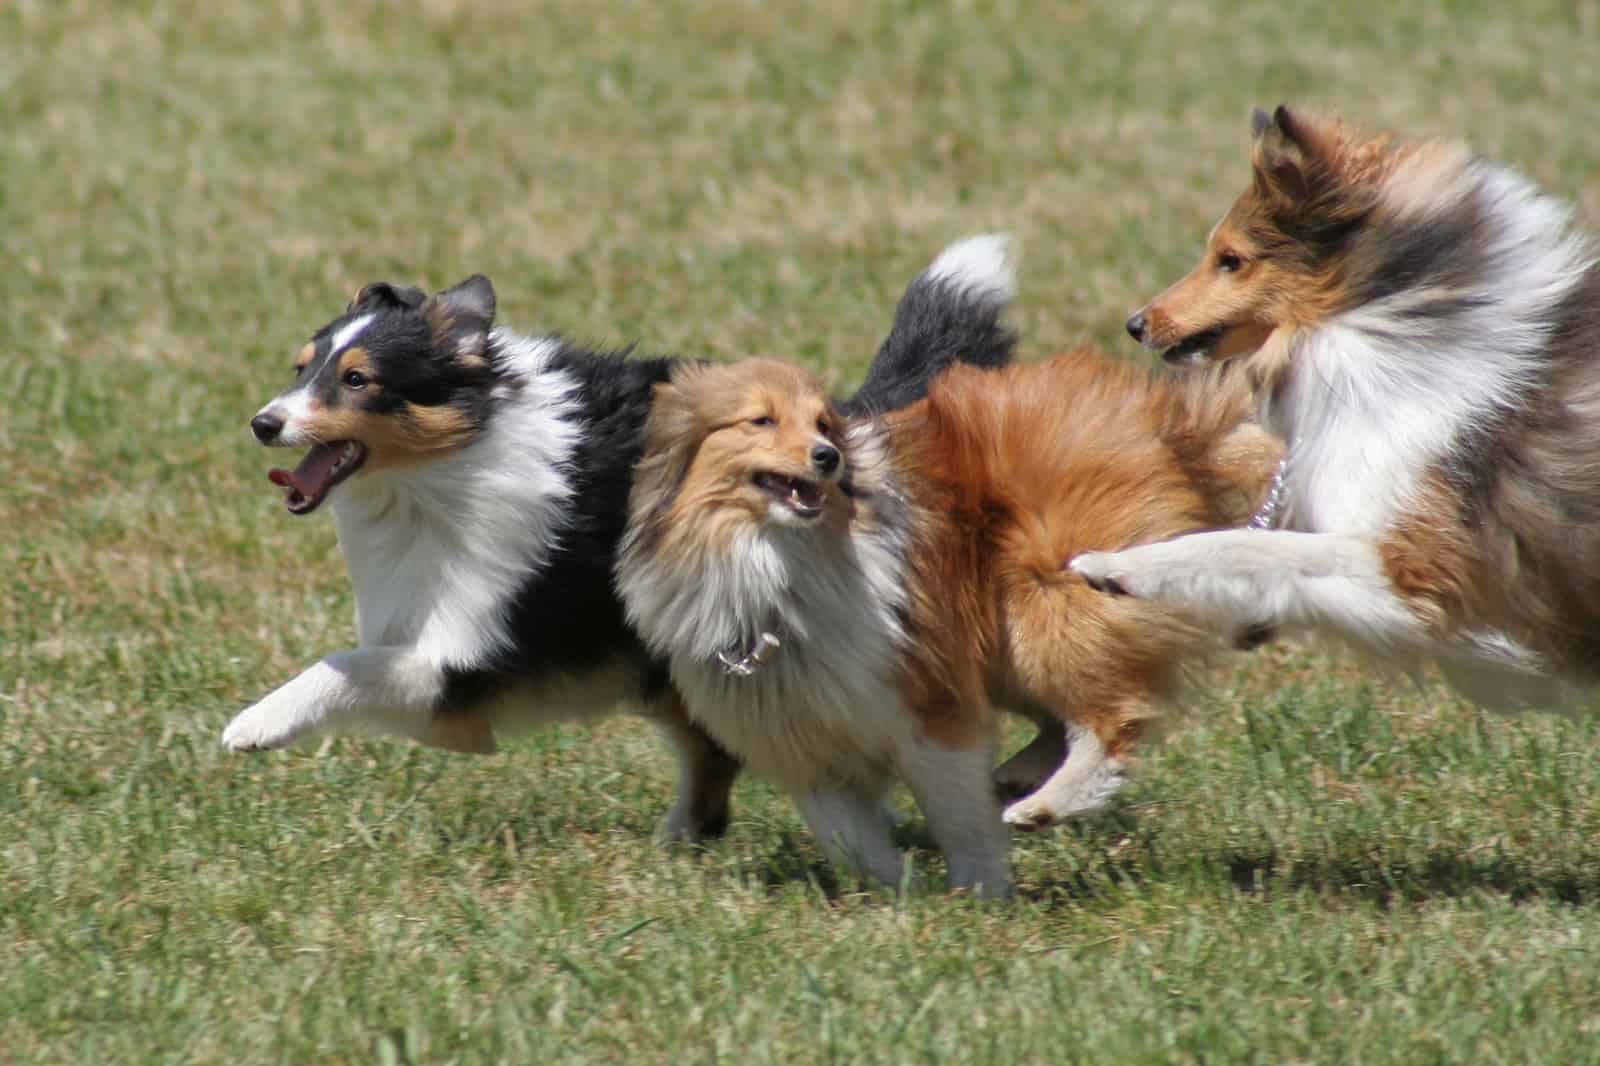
[
  {"left": 1068, "top": 552, "right": 1129, "bottom": 596},
  {"left": 221, "top": 705, "right": 302, "bottom": 753}
]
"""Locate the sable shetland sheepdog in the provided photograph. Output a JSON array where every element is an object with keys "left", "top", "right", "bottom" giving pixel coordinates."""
[
  {"left": 220, "top": 249, "right": 1015, "bottom": 842},
  {"left": 618, "top": 239, "right": 1280, "bottom": 896},
  {"left": 1074, "top": 106, "right": 1600, "bottom": 711}
]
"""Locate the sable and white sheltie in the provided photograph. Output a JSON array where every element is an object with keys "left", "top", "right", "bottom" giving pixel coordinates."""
[
  {"left": 618, "top": 237, "right": 1281, "bottom": 896},
  {"left": 1074, "top": 106, "right": 1600, "bottom": 712},
  {"left": 220, "top": 253, "right": 1014, "bottom": 841}
]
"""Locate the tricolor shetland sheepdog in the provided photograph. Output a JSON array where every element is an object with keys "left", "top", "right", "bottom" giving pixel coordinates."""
[
  {"left": 618, "top": 243, "right": 1280, "bottom": 896},
  {"left": 220, "top": 248, "right": 1015, "bottom": 841},
  {"left": 1074, "top": 106, "right": 1600, "bottom": 711}
]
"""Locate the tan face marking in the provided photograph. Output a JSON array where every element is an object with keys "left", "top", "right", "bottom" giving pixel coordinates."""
[
  {"left": 337, "top": 347, "right": 373, "bottom": 378},
  {"left": 281, "top": 339, "right": 474, "bottom": 470},
  {"left": 399, "top": 404, "right": 475, "bottom": 453},
  {"left": 657, "top": 360, "right": 848, "bottom": 537},
  {"left": 1129, "top": 108, "right": 1386, "bottom": 364},
  {"left": 283, "top": 400, "right": 476, "bottom": 471},
  {"left": 1132, "top": 189, "right": 1344, "bottom": 361}
]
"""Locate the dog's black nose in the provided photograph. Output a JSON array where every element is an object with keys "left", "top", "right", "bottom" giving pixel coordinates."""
[
  {"left": 250, "top": 411, "right": 284, "bottom": 444},
  {"left": 811, "top": 443, "right": 841, "bottom": 477},
  {"left": 1125, "top": 312, "right": 1148, "bottom": 343}
]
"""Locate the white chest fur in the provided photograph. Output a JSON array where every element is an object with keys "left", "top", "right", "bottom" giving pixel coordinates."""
[
  {"left": 628, "top": 519, "right": 913, "bottom": 788},
  {"left": 1271, "top": 162, "right": 1591, "bottom": 538},
  {"left": 330, "top": 331, "right": 582, "bottom": 670}
]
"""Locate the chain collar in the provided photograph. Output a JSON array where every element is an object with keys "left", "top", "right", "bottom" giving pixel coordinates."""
[{"left": 1248, "top": 457, "right": 1289, "bottom": 530}]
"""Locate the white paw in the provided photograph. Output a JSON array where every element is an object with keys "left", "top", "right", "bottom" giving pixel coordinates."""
[
  {"left": 1002, "top": 773, "right": 1124, "bottom": 831},
  {"left": 221, "top": 700, "right": 313, "bottom": 753},
  {"left": 1068, "top": 551, "right": 1135, "bottom": 597},
  {"left": 1002, "top": 794, "right": 1066, "bottom": 831}
]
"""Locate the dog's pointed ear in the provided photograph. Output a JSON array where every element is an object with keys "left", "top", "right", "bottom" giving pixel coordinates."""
[
  {"left": 1251, "top": 104, "right": 1316, "bottom": 204},
  {"left": 424, "top": 275, "right": 497, "bottom": 363},
  {"left": 348, "top": 281, "right": 427, "bottom": 314}
]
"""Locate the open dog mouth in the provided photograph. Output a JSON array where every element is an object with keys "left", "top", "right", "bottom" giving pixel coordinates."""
[
  {"left": 268, "top": 441, "right": 368, "bottom": 515},
  {"left": 754, "top": 471, "right": 825, "bottom": 519},
  {"left": 1161, "top": 327, "right": 1225, "bottom": 367}
]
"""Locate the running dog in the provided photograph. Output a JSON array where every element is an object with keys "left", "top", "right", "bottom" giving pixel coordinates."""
[
  {"left": 619, "top": 238, "right": 1279, "bottom": 894},
  {"left": 221, "top": 247, "right": 1014, "bottom": 841},
  {"left": 1075, "top": 106, "right": 1600, "bottom": 711}
]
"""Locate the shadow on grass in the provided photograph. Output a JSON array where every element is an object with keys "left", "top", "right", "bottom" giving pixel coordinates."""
[
  {"left": 746, "top": 822, "right": 1008, "bottom": 902},
  {"left": 481, "top": 796, "right": 1599, "bottom": 909},
  {"left": 1016, "top": 810, "right": 1159, "bottom": 906},
  {"left": 1219, "top": 847, "right": 1599, "bottom": 907},
  {"left": 1017, "top": 811, "right": 1600, "bottom": 909},
  {"left": 750, "top": 809, "right": 1158, "bottom": 905},
  {"left": 737, "top": 810, "right": 978, "bottom": 901},
  {"left": 748, "top": 831, "right": 849, "bottom": 899}
]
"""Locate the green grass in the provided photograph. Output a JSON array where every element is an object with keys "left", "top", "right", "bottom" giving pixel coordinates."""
[{"left": 7, "top": 1, "right": 1600, "bottom": 1061}]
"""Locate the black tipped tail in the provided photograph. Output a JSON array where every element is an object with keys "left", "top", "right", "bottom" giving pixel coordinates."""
[{"left": 840, "top": 234, "right": 1018, "bottom": 417}]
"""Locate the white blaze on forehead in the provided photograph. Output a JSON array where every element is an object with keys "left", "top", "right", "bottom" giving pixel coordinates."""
[{"left": 329, "top": 313, "right": 376, "bottom": 356}]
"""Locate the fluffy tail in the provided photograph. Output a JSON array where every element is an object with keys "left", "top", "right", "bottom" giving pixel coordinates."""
[{"left": 840, "top": 234, "right": 1018, "bottom": 416}]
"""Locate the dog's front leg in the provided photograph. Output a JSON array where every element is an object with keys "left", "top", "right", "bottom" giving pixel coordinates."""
[
  {"left": 222, "top": 647, "right": 443, "bottom": 753},
  {"left": 1071, "top": 529, "right": 1428, "bottom": 649},
  {"left": 648, "top": 693, "right": 742, "bottom": 843},
  {"left": 899, "top": 740, "right": 1010, "bottom": 899},
  {"left": 793, "top": 780, "right": 907, "bottom": 889}
]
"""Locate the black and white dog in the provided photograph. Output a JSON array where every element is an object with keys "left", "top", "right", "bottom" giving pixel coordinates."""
[{"left": 221, "top": 238, "right": 1017, "bottom": 839}]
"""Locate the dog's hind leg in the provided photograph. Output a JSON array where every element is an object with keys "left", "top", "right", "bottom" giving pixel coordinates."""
[
  {"left": 1002, "top": 720, "right": 1127, "bottom": 830},
  {"left": 649, "top": 694, "right": 742, "bottom": 842},
  {"left": 222, "top": 647, "right": 451, "bottom": 752},
  {"left": 1071, "top": 530, "right": 1430, "bottom": 651},
  {"left": 992, "top": 569, "right": 1179, "bottom": 831}
]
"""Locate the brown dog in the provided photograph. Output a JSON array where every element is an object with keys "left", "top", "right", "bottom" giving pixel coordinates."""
[{"left": 619, "top": 288, "right": 1279, "bottom": 895}]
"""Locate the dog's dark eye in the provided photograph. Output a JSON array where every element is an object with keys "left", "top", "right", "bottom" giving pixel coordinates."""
[
  {"left": 816, "top": 417, "right": 830, "bottom": 435},
  {"left": 342, "top": 369, "right": 370, "bottom": 389},
  {"left": 1217, "top": 252, "right": 1244, "bottom": 273},
  {"left": 750, "top": 415, "right": 775, "bottom": 427}
]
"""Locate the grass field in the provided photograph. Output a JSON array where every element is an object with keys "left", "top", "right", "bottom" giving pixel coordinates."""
[{"left": 7, "top": 1, "right": 1600, "bottom": 1061}]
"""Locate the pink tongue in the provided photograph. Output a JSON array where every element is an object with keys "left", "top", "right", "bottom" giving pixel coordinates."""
[{"left": 268, "top": 443, "right": 342, "bottom": 498}]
